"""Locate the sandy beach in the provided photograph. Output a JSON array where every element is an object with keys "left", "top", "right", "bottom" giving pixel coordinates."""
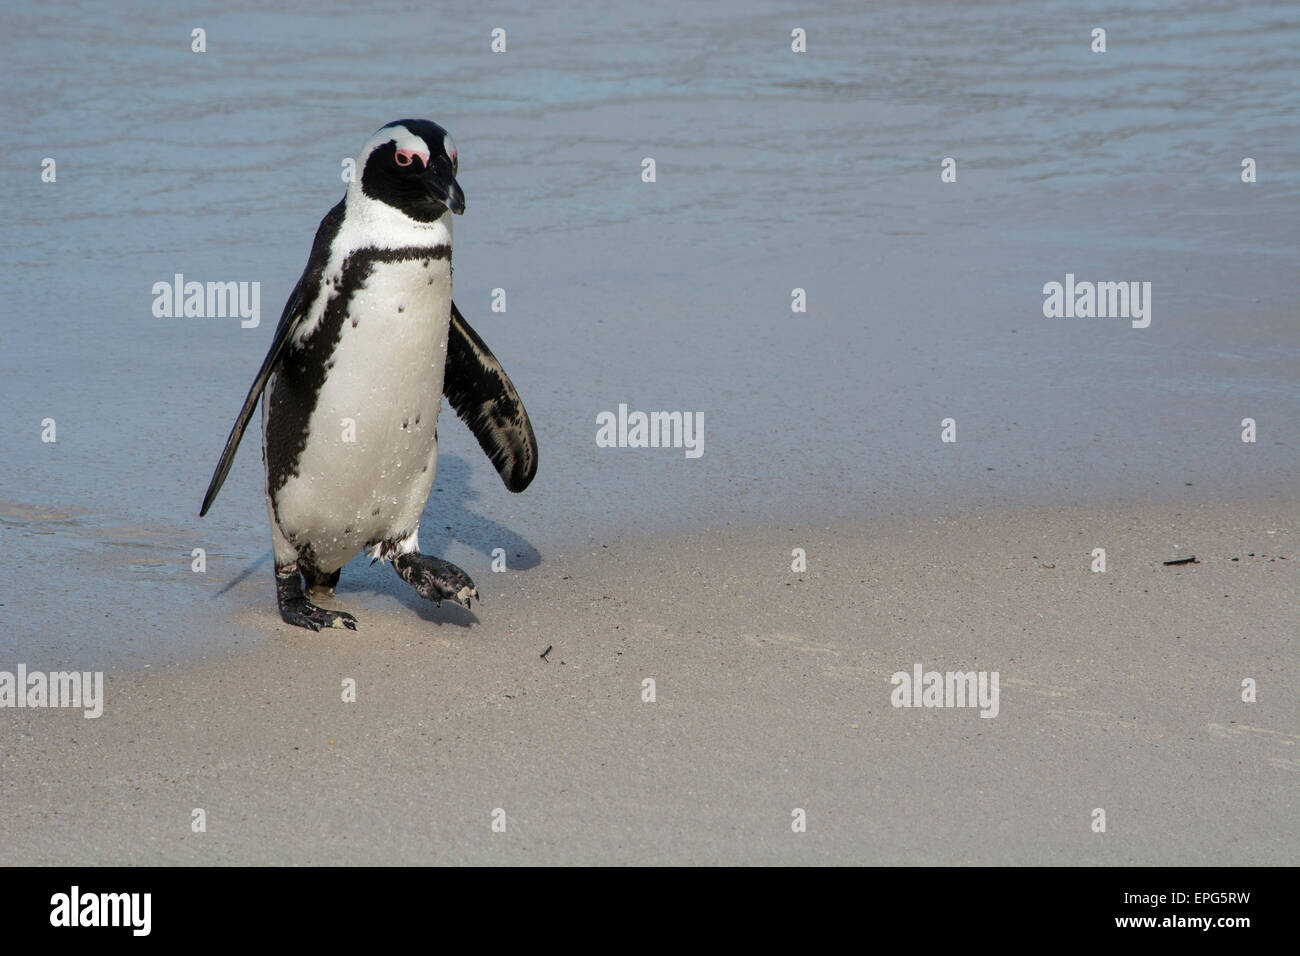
[{"left": 2, "top": 498, "right": 1294, "bottom": 865}]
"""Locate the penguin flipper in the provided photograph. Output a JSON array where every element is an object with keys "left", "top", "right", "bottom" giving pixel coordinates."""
[
  {"left": 199, "top": 200, "right": 346, "bottom": 516},
  {"left": 444, "top": 301, "right": 539, "bottom": 493},
  {"left": 198, "top": 282, "right": 305, "bottom": 516}
]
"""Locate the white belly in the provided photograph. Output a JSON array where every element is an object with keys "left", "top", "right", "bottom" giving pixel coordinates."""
[{"left": 268, "top": 257, "right": 451, "bottom": 570}]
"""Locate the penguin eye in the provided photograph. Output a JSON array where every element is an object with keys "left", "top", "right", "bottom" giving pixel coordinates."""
[{"left": 394, "top": 148, "right": 427, "bottom": 169}]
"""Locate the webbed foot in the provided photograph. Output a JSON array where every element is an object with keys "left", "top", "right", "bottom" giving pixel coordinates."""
[
  {"left": 276, "top": 563, "right": 358, "bottom": 631},
  {"left": 393, "top": 553, "right": 479, "bottom": 609}
]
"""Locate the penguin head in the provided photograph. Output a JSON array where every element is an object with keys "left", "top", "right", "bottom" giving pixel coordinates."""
[{"left": 355, "top": 119, "right": 465, "bottom": 222}]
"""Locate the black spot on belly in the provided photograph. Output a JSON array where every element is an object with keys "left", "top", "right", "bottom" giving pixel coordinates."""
[{"left": 397, "top": 305, "right": 405, "bottom": 313}]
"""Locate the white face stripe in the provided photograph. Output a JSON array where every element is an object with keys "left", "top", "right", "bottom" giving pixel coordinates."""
[
  {"left": 356, "top": 124, "right": 431, "bottom": 169},
  {"left": 443, "top": 133, "right": 457, "bottom": 165}
]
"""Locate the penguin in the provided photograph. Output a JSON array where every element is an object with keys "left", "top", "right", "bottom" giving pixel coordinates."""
[{"left": 199, "top": 119, "right": 538, "bottom": 631}]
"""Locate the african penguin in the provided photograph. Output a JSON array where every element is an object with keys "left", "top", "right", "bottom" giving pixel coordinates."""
[{"left": 200, "top": 119, "right": 538, "bottom": 631}]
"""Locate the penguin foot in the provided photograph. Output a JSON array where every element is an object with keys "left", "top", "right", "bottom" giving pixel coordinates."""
[
  {"left": 393, "top": 553, "right": 479, "bottom": 609},
  {"left": 276, "top": 563, "right": 357, "bottom": 631},
  {"left": 279, "top": 596, "right": 358, "bottom": 632}
]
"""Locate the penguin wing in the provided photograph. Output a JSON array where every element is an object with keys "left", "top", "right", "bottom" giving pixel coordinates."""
[
  {"left": 444, "top": 301, "right": 539, "bottom": 493},
  {"left": 198, "top": 281, "right": 306, "bottom": 516}
]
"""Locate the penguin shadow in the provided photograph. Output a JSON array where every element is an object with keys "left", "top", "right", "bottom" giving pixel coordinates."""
[
  {"left": 214, "top": 553, "right": 268, "bottom": 599},
  {"left": 344, "top": 453, "right": 541, "bottom": 627},
  {"left": 420, "top": 453, "right": 542, "bottom": 570}
]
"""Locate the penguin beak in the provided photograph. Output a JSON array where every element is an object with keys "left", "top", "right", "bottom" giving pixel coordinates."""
[
  {"left": 445, "top": 179, "right": 466, "bottom": 215},
  {"left": 428, "top": 167, "right": 465, "bottom": 215}
]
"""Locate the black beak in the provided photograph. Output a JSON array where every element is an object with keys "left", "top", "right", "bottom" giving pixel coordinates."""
[
  {"left": 445, "top": 178, "right": 465, "bottom": 215},
  {"left": 427, "top": 164, "right": 465, "bottom": 215}
]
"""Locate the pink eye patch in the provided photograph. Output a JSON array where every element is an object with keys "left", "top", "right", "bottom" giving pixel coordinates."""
[{"left": 395, "top": 148, "right": 429, "bottom": 168}]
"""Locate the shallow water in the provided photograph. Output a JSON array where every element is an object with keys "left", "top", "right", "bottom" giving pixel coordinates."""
[{"left": 2, "top": 0, "right": 1296, "bottom": 667}]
